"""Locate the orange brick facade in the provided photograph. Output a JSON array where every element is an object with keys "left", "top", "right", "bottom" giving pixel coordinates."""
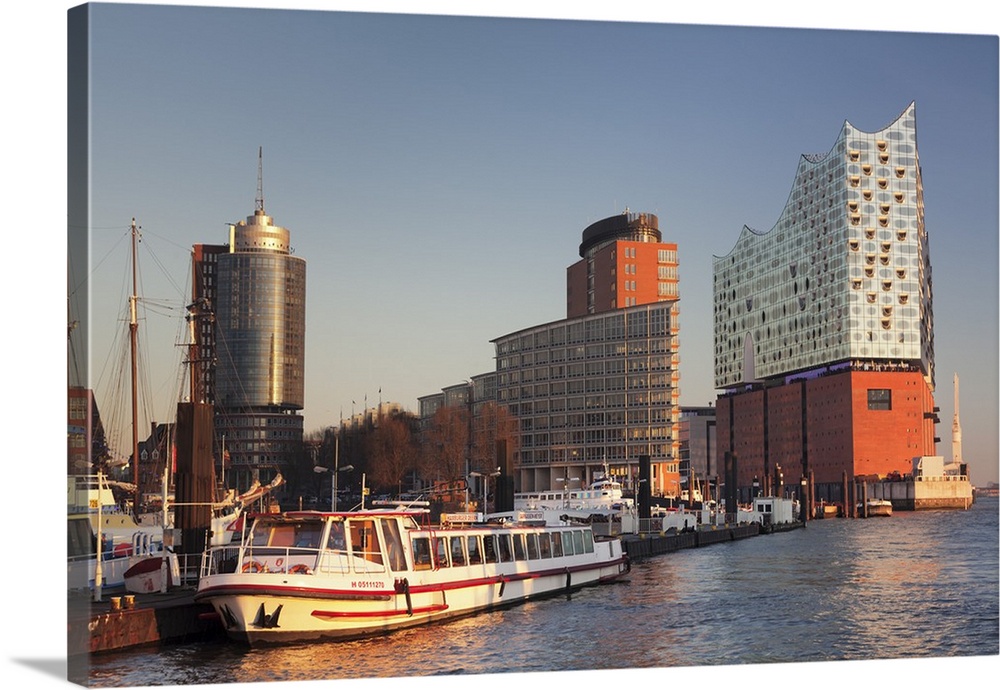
[
  {"left": 567, "top": 240, "right": 678, "bottom": 318},
  {"left": 716, "top": 368, "right": 937, "bottom": 498}
]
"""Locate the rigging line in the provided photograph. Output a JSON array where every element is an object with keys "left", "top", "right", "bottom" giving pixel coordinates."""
[
  {"left": 169, "top": 268, "right": 194, "bottom": 408},
  {"left": 141, "top": 233, "right": 188, "bottom": 299},
  {"left": 141, "top": 226, "right": 198, "bottom": 254},
  {"left": 69, "top": 226, "right": 130, "bottom": 301}
]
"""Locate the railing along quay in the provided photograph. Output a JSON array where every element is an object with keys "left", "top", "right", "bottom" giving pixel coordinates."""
[{"left": 619, "top": 520, "right": 807, "bottom": 559}]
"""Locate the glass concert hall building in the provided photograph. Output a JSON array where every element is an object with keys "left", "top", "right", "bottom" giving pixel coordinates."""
[{"left": 712, "top": 103, "right": 938, "bottom": 500}]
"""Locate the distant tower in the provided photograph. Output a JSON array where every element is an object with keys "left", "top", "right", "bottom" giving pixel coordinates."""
[
  {"left": 952, "top": 373, "right": 962, "bottom": 465},
  {"left": 199, "top": 148, "right": 307, "bottom": 491}
]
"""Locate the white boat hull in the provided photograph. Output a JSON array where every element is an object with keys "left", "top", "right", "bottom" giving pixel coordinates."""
[
  {"left": 202, "top": 559, "right": 624, "bottom": 644},
  {"left": 196, "top": 511, "right": 629, "bottom": 645}
]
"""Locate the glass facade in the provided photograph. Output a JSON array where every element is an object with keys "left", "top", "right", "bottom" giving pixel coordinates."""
[
  {"left": 493, "top": 301, "right": 680, "bottom": 494},
  {"left": 215, "top": 212, "right": 306, "bottom": 409},
  {"left": 210, "top": 208, "right": 307, "bottom": 487},
  {"left": 713, "top": 103, "right": 933, "bottom": 390}
]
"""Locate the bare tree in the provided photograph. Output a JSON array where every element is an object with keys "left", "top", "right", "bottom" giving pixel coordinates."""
[
  {"left": 471, "top": 401, "right": 519, "bottom": 473},
  {"left": 366, "top": 413, "right": 418, "bottom": 494},
  {"left": 420, "top": 405, "right": 469, "bottom": 483}
]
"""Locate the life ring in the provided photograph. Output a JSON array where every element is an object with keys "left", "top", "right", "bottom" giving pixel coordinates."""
[
  {"left": 288, "top": 564, "right": 312, "bottom": 575},
  {"left": 242, "top": 560, "right": 266, "bottom": 573}
]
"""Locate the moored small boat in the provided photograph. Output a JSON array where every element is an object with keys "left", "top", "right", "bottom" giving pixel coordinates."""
[
  {"left": 195, "top": 506, "right": 630, "bottom": 645},
  {"left": 858, "top": 498, "right": 893, "bottom": 517}
]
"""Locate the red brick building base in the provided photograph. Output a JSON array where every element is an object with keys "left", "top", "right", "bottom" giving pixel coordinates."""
[{"left": 716, "top": 367, "right": 938, "bottom": 502}]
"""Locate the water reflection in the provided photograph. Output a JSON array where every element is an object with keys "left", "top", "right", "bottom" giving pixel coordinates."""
[{"left": 85, "top": 500, "right": 998, "bottom": 687}]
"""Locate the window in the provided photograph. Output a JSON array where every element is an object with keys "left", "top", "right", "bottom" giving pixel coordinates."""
[
  {"left": 466, "top": 536, "right": 482, "bottom": 565},
  {"left": 551, "top": 531, "right": 564, "bottom": 557},
  {"left": 561, "top": 531, "right": 575, "bottom": 555},
  {"left": 381, "top": 520, "right": 406, "bottom": 571},
  {"left": 426, "top": 536, "right": 449, "bottom": 568},
  {"left": 412, "top": 537, "right": 432, "bottom": 570},
  {"left": 512, "top": 534, "right": 527, "bottom": 561},
  {"left": 538, "top": 533, "right": 552, "bottom": 558},
  {"left": 868, "top": 389, "right": 892, "bottom": 411},
  {"left": 498, "top": 534, "right": 513, "bottom": 562},
  {"left": 526, "top": 534, "right": 539, "bottom": 559},
  {"left": 483, "top": 535, "right": 499, "bottom": 563}
]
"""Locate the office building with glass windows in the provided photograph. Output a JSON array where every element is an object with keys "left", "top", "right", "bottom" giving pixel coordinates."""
[
  {"left": 490, "top": 211, "right": 682, "bottom": 496},
  {"left": 712, "top": 103, "right": 937, "bottom": 501},
  {"left": 193, "top": 197, "right": 306, "bottom": 491},
  {"left": 492, "top": 301, "right": 681, "bottom": 495}
]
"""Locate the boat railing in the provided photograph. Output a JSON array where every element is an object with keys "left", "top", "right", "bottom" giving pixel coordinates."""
[
  {"left": 200, "top": 543, "right": 387, "bottom": 577},
  {"left": 201, "top": 545, "right": 244, "bottom": 577}
]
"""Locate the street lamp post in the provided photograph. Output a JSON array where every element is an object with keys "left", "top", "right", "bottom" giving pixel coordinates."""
[
  {"left": 314, "top": 461, "right": 354, "bottom": 512},
  {"left": 555, "top": 476, "right": 580, "bottom": 508},
  {"left": 469, "top": 468, "right": 501, "bottom": 514}
]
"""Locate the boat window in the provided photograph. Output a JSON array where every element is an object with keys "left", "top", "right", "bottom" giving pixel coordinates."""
[
  {"left": 467, "top": 536, "right": 483, "bottom": 565},
  {"left": 433, "top": 537, "right": 449, "bottom": 568},
  {"left": 483, "top": 535, "right": 499, "bottom": 563},
  {"left": 562, "top": 531, "right": 576, "bottom": 556},
  {"left": 538, "top": 533, "right": 552, "bottom": 558},
  {"left": 348, "top": 519, "right": 383, "bottom": 569},
  {"left": 412, "top": 537, "right": 432, "bottom": 571},
  {"left": 449, "top": 536, "right": 466, "bottom": 566},
  {"left": 249, "top": 522, "right": 274, "bottom": 547},
  {"left": 263, "top": 524, "right": 297, "bottom": 547},
  {"left": 512, "top": 534, "right": 527, "bottom": 561},
  {"left": 526, "top": 534, "right": 539, "bottom": 560},
  {"left": 572, "top": 531, "right": 585, "bottom": 554},
  {"left": 550, "top": 531, "right": 564, "bottom": 558},
  {"left": 582, "top": 530, "right": 595, "bottom": 553},
  {"left": 293, "top": 523, "right": 323, "bottom": 549},
  {"left": 327, "top": 521, "right": 347, "bottom": 552},
  {"left": 497, "top": 533, "right": 513, "bottom": 562},
  {"left": 380, "top": 519, "right": 407, "bottom": 572}
]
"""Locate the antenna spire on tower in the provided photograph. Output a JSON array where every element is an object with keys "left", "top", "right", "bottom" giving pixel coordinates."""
[{"left": 256, "top": 146, "right": 265, "bottom": 213}]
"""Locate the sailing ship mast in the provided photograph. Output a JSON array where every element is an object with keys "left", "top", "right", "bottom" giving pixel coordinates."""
[
  {"left": 129, "top": 218, "right": 141, "bottom": 517},
  {"left": 952, "top": 373, "right": 962, "bottom": 466}
]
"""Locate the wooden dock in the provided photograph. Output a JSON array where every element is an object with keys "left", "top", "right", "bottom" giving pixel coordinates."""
[
  {"left": 621, "top": 522, "right": 773, "bottom": 558},
  {"left": 67, "top": 587, "right": 223, "bottom": 660}
]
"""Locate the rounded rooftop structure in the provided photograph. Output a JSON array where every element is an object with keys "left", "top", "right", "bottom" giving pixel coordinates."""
[{"left": 579, "top": 210, "right": 660, "bottom": 258}]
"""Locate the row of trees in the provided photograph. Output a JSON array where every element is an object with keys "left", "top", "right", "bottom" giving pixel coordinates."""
[{"left": 295, "top": 402, "right": 517, "bottom": 503}]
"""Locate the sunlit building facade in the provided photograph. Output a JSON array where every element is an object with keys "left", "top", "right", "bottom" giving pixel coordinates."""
[
  {"left": 493, "top": 301, "right": 681, "bottom": 495},
  {"left": 485, "top": 211, "right": 684, "bottom": 496},
  {"left": 194, "top": 196, "right": 307, "bottom": 491},
  {"left": 712, "top": 103, "right": 937, "bottom": 501}
]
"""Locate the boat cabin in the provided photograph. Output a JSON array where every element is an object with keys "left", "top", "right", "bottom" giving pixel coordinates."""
[{"left": 224, "top": 510, "right": 603, "bottom": 579}]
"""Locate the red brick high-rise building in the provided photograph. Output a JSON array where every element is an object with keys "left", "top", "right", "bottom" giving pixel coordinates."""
[{"left": 566, "top": 210, "right": 678, "bottom": 318}]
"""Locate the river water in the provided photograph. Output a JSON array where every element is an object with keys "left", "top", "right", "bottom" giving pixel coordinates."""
[{"left": 85, "top": 498, "right": 998, "bottom": 688}]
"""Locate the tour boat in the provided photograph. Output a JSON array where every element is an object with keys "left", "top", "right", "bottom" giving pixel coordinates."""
[
  {"left": 859, "top": 498, "right": 893, "bottom": 517},
  {"left": 513, "top": 472, "right": 639, "bottom": 534},
  {"left": 195, "top": 506, "right": 630, "bottom": 645},
  {"left": 514, "top": 474, "right": 633, "bottom": 513}
]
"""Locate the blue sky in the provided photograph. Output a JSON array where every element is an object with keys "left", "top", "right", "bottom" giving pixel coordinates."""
[
  {"left": 8, "top": 1, "right": 999, "bottom": 687},
  {"left": 63, "top": 2, "right": 998, "bottom": 486}
]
